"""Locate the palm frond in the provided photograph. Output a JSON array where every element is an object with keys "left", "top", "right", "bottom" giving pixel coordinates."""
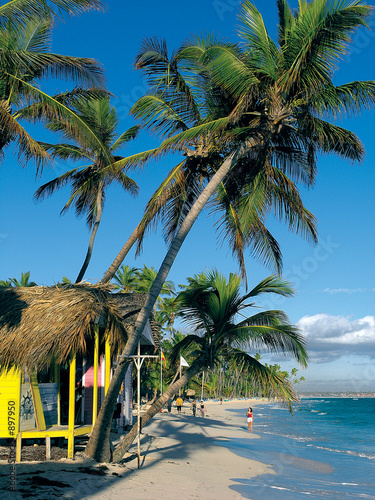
[
  {"left": 0, "top": 103, "right": 49, "bottom": 169},
  {"left": 111, "top": 125, "right": 140, "bottom": 151}
]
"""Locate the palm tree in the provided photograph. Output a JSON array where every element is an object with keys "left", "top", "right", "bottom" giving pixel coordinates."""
[
  {"left": 34, "top": 96, "right": 140, "bottom": 282},
  {"left": 135, "top": 265, "right": 175, "bottom": 303},
  {"left": 113, "top": 265, "right": 140, "bottom": 292},
  {"left": 0, "top": 12, "right": 106, "bottom": 170},
  {"left": 155, "top": 296, "right": 180, "bottom": 339},
  {"left": 86, "top": 0, "right": 375, "bottom": 462},
  {"left": 0, "top": 271, "right": 37, "bottom": 287},
  {"left": 112, "top": 269, "right": 307, "bottom": 460},
  {"left": 0, "top": 0, "right": 104, "bottom": 29},
  {"left": 101, "top": 35, "right": 317, "bottom": 285},
  {"left": 0, "top": 279, "right": 12, "bottom": 287}
]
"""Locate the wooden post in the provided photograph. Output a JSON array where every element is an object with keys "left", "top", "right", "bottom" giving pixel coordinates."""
[
  {"left": 105, "top": 333, "right": 111, "bottom": 395},
  {"left": 92, "top": 325, "right": 99, "bottom": 425},
  {"left": 29, "top": 369, "right": 46, "bottom": 431},
  {"left": 16, "top": 433, "right": 22, "bottom": 462},
  {"left": 54, "top": 363, "right": 61, "bottom": 426},
  {"left": 46, "top": 436, "right": 51, "bottom": 460},
  {"left": 68, "top": 355, "right": 76, "bottom": 459}
]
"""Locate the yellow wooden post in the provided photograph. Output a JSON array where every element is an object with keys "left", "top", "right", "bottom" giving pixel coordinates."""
[
  {"left": 54, "top": 363, "right": 61, "bottom": 426},
  {"left": 68, "top": 355, "right": 76, "bottom": 459},
  {"left": 16, "top": 433, "right": 22, "bottom": 462},
  {"left": 29, "top": 369, "right": 46, "bottom": 431},
  {"left": 0, "top": 368, "right": 22, "bottom": 460},
  {"left": 92, "top": 325, "right": 99, "bottom": 426},
  {"left": 105, "top": 333, "right": 111, "bottom": 395}
]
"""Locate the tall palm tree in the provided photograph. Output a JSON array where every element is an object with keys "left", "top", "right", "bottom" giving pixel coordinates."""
[
  {"left": 34, "top": 96, "right": 140, "bottom": 282},
  {"left": 86, "top": 0, "right": 375, "bottom": 462},
  {"left": 155, "top": 296, "right": 180, "bottom": 339},
  {"left": 0, "top": 13, "right": 106, "bottom": 170},
  {"left": 112, "top": 269, "right": 307, "bottom": 460}
]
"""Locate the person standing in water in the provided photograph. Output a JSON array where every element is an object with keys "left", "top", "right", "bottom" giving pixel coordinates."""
[{"left": 246, "top": 407, "right": 253, "bottom": 432}]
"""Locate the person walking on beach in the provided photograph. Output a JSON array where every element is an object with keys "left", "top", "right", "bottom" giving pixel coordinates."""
[
  {"left": 191, "top": 399, "right": 197, "bottom": 417},
  {"left": 176, "top": 396, "right": 183, "bottom": 413},
  {"left": 200, "top": 400, "right": 206, "bottom": 417},
  {"left": 246, "top": 407, "right": 253, "bottom": 432},
  {"left": 167, "top": 399, "right": 172, "bottom": 413}
]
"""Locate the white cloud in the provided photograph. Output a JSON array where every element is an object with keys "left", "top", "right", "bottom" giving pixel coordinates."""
[
  {"left": 296, "top": 314, "right": 375, "bottom": 362},
  {"left": 323, "top": 287, "right": 375, "bottom": 294}
]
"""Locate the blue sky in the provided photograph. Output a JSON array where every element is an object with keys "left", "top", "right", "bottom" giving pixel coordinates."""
[{"left": 1, "top": 0, "right": 374, "bottom": 392}]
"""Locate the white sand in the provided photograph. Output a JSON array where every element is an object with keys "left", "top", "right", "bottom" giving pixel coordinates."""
[{"left": 0, "top": 399, "right": 273, "bottom": 499}]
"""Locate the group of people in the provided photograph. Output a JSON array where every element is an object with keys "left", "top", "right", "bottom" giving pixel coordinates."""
[
  {"left": 166, "top": 397, "right": 206, "bottom": 417},
  {"left": 165, "top": 398, "right": 254, "bottom": 431}
]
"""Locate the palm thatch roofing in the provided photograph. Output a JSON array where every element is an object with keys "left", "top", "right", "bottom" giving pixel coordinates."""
[{"left": 0, "top": 284, "right": 159, "bottom": 372}]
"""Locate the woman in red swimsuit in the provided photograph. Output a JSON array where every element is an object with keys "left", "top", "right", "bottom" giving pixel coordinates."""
[{"left": 246, "top": 407, "right": 253, "bottom": 432}]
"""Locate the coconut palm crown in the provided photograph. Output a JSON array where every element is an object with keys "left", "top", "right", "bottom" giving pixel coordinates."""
[
  {"left": 172, "top": 270, "right": 307, "bottom": 407},
  {"left": 34, "top": 96, "right": 140, "bottom": 282},
  {"left": 0, "top": 11, "right": 106, "bottom": 170}
]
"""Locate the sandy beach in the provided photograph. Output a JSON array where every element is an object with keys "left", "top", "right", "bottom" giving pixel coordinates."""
[{"left": 0, "top": 399, "right": 272, "bottom": 499}]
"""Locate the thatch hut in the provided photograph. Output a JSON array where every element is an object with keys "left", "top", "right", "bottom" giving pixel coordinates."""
[{"left": 0, "top": 283, "right": 159, "bottom": 460}]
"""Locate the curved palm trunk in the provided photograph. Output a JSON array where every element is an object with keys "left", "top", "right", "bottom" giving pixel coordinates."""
[
  {"left": 100, "top": 224, "right": 141, "bottom": 284},
  {"left": 85, "top": 144, "right": 248, "bottom": 462},
  {"left": 76, "top": 182, "right": 103, "bottom": 283},
  {"left": 112, "top": 361, "right": 203, "bottom": 462}
]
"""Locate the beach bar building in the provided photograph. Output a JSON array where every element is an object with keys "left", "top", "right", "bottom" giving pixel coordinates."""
[{"left": 0, "top": 284, "right": 158, "bottom": 461}]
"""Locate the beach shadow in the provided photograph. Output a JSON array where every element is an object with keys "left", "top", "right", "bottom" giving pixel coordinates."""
[{"left": 0, "top": 412, "right": 248, "bottom": 499}]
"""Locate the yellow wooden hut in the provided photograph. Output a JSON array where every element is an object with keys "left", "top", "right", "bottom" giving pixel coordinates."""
[{"left": 0, "top": 284, "right": 158, "bottom": 461}]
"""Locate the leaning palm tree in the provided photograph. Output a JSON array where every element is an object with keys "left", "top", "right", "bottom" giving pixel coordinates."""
[
  {"left": 85, "top": 0, "right": 375, "bottom": 462},
  {"left": 101, "top": 35, "right": 317, "bottom": 285},
  {"left": 0, "top": 14, "right": 106, "bottom": 170},
  {"left": 34, "top": 96, "right": 140, "bottom": 282},
  {"left": 112, "top": 270, "right": 307, "bottom": 460}
]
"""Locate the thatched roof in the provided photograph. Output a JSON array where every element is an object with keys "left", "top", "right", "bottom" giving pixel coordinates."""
[{"left": 0, "top": 284, "right": 159, "bottom": 372}]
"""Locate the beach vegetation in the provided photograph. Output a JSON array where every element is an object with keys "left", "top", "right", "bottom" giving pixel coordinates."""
[
  {"left": 113, "top": 269, "right": 307, "bottom": 460},
  {"left": 0, "top": 0, "right": 104, "bottom": 29},
  {"left": 0, "top": 271, "right": 37, "bottom": 287},
  {"left": 86, "top": 0, "right": 375, "bottom": 462}
]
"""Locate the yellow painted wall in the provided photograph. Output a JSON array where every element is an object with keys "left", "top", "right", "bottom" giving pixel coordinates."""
[{"left": 0, "top": 368, "right": 21, "bottom": 438}]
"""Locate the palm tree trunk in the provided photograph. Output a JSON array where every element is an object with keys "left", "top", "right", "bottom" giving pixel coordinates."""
[
  {"left": 112, "top": 361, "right": 203, "bottom": 462},
  {"left": 100, "top": 224, "right": 141, "bottom": 284},
  {"left": 85, "top": 144, "right": 249, "bottom": 462},
  {"left": 76, "top": 182, "right": 103, "bottom": 283}
]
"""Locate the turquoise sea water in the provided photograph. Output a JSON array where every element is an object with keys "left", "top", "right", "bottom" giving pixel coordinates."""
[{"left": 224, "top": 398, "right": 375, "bottom": 499}]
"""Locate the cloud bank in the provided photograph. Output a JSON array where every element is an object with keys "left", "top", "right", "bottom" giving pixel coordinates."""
[{"left": 296, "top": 314, "right": 375, "bottom": 362}]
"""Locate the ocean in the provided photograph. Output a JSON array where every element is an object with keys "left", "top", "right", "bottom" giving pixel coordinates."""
[{"left": 224, "top": 398, "right": 375, "bottom": 499}]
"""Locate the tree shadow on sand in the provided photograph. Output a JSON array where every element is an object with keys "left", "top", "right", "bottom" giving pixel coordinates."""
[{"left": 0, "top": 413, "right": 252, "bottom": 499}]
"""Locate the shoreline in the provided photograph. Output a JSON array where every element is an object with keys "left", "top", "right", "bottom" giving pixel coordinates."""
[{"left": 0, "top": 398, "right": 272, "bottom": 499}]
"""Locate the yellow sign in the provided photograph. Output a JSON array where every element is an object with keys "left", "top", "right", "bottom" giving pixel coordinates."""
[{"left": 0, "top": 367, "right": 21, "bottom": 438}]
